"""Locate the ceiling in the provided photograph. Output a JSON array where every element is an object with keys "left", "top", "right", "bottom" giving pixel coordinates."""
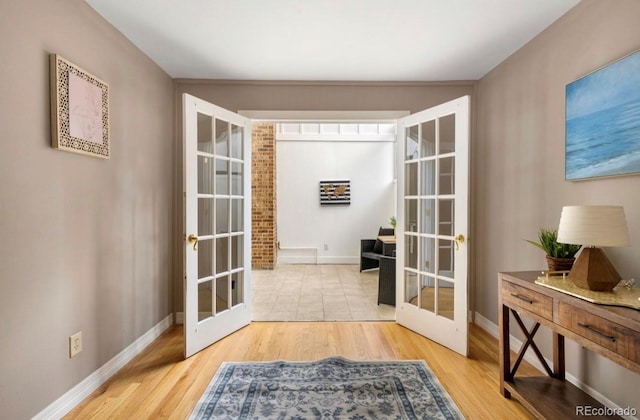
[{"left": 86, "top": 0, "right": 580, "bottom": 81}]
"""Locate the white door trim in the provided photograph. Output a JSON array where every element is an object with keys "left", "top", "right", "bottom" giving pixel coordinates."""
[{"left": 238, "top": 110, "right": 410, "bottom": 122}]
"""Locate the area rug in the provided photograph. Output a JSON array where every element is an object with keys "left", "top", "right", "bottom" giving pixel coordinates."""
[{"left": 189, "top": 357, "right": 463, "bottom": 419}]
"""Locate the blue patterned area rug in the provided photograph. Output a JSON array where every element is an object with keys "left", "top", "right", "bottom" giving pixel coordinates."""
[{"left": 190, "top": 357, "right": 464, "bottom": 419}]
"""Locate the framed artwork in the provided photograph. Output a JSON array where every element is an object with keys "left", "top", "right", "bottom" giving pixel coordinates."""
[
  {"left": 50, "top": 54, "right": 110, "bottom": 159},
  {"left": 565, "top": 49, "right": 640, "bottom": 180},
  {"left": 320, "top": 180, "right": 350, "bottom": 205}
]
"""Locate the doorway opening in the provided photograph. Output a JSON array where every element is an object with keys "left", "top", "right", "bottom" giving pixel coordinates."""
[{"left": 246, "top": 117, "right": 403, "bottom": 322}]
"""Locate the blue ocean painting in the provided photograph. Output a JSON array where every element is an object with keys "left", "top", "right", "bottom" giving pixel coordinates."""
[{"left": 565, "top": 50, "right": 640, "bottom": 180}]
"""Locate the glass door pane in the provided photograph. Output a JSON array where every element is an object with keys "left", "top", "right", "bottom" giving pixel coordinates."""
[
  {"left": 420, "top": 120, "right": 436, "bottom": 158},
  {"left": 215, "top": 119, "right": 229, "bottom": 157},
  {"left": 439, "top": 157, "right": 455, "bottom": 195},
  {"left": 405, "top": 199, "right": 418, "bottom": 233},
  {"left": 198, "top": 281, "right": 213, "bottom": 321},
  {"left": 439, "top": 114, "right": 456, "bottom": 154},
  {"left": 198, "top": 156, "right": 214, "bottom": 194},
  {"left": 437, "top": 279, "right": 455, "bottom": 320},
  {"left": 231, "top": 124, "right": 243, "bottom": 160},
  {"left": 198, "top": 240, "right": 213, "bottom": 279},
  {"left": 404, "top": 272, "right": 418, "bottom": 305},
  {"left": 198, "top": 199, "right": 214, "bottom": 236},
  {"left": 419, "top": 274, "right": 435, "bottom": 313},
  {"left": 231, "top": 199, "right": 243, "bottom": 232},
  {"left": 406, "top": 125, "right": 419, "bottom": 160},
  {"left": 232, "top": 272, "right": 243, "bottom": 306},
  {"left": 216, "top": 276, "right": 230, "bottom": 314},
  {"left": 197, "top": 113, "right": 213, "bottom": 153},
  {"left": 231, "top": 162, "right": 243, "bottom": 195}
]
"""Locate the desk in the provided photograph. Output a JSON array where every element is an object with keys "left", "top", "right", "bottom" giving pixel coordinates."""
[
  {"left": 377, "top": 235, "right": 396, "bottom": 257},
  {"left": 378, "top": 255, "right": 396, "bottom": 305},
  {"left": 499, "top": 271, "right": 640, "bottom": 419}
]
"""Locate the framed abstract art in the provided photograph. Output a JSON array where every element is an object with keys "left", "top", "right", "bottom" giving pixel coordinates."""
[
  {"left": 319, "top": 180, "right": 350, "bottom": 205},
  {"left": 50, "top": 54, "right": 110, "bottom": 159}
]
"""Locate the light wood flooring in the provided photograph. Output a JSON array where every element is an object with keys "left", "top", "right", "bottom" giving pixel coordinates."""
[{"left": 65, "top": 322, "right": 538, "bottom": 419}]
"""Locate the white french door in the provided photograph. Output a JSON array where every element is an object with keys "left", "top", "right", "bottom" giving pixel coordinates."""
[
  {"left": 395, "top": 96, "right": 470, "bottom": 356},
  {"left": 183, "top": 93, "right": 252, "bottom": 358}
]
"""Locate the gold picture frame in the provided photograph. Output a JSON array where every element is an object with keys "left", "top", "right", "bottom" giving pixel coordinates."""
[{"left": 50, "top": 54, "right": 110, "bottom": 159}]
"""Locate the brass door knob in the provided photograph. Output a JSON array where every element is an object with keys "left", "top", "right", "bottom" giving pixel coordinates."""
[
  {"left": 188, "top": 234, "right": 199, "bottom": 251},
  {"left": 454, "top": 234, "right": 465, "bottom": 251}
]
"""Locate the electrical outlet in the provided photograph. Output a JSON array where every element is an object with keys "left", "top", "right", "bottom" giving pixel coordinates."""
[
  {"left": 324, "top": 244, "right": 329, "bottom": 251},
  {"left": 69, "top": 331, "right": 82, "bottom": 358}
]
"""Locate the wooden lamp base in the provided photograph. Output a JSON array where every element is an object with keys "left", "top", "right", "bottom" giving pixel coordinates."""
[{"left": 568, "top": 247, "right": 621, "bottom": 292}]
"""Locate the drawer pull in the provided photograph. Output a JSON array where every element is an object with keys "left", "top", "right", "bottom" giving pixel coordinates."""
[
  {"left": 510, "top": 293, "right": 534, "bottom": 304},
  {"left": 577, "top": 323, "right": 616, "bottom": 342}
]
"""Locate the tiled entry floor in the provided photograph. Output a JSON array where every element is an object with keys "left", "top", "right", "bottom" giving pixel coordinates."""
[{"left": 252, "top": 264, "right": 395, "bottom": 321}]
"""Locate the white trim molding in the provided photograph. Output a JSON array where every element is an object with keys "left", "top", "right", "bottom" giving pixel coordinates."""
[
  {"left": 317, "top": 256, "right": 359, "bottom": 265},
  {"left": 276, "top": 122, "right": 397, "bottom": 142},
  {"left": 277, "top": 247, "right": 318, "bottom": 265},
  {"left": 34, "top": 314, "right": 174, "bottom": 420},
  {"left": 238, "top": 110, "right": 410, "bottom": 122}
]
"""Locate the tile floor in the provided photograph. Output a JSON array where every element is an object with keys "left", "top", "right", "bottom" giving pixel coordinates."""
[{"left": 252, "top": 264, "right": 396, "bottom": 321}]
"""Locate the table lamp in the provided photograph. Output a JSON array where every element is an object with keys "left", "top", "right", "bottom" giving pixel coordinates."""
[{"left": 557, "top": 206, "right": 629, "bottom": 292}]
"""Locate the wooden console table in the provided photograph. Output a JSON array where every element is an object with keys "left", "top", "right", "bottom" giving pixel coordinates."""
[{"left": 499, "top": 271, "right": 640, "bottom": 419}]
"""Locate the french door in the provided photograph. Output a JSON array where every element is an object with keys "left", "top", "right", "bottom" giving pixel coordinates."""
[
  {"left": 183, "top": 94, "right": 252, "bottom": 358},
  {"left": 395, "top": 96, "right": 470, "bottom": 356}
]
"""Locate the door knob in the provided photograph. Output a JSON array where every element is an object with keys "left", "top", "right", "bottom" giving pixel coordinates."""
[
  {"left": 188, "top": 234, "right": 199, "bottom": 251},
  {"left": 454, "top": 234, "right": 465, "bottom": 251}
]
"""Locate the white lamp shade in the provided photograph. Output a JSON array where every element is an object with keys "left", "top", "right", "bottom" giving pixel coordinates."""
[{"left": 557, "top": 206, "right": 629, "bottom": 246}]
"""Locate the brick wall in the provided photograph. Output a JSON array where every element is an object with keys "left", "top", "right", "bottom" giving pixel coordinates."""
[{"left": 251, "top": 123, "right": 277, "bottom": 268}]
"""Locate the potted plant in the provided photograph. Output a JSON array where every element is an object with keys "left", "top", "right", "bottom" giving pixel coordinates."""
[
  {"left": 526, "top": 228, "right": 581, "bottom": 272},
  {"left": 389, "top": 216, "right": 397, "bottom": 233}
]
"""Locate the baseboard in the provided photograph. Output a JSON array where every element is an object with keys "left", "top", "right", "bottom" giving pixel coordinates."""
[
  {"left": 473, "top": 312, "right": 632, "bottom": 418},
  {"left": 34, "top": 314, "right": 174, "bottom": 420},
  {"left": 277, "top": 247, "right": 317, "bottom": 264},
  {"left": 277, "top": 255, "right": 317, "bottom": 264},
  {"left": 316, "top": 256, "right": 359, "bottom": 265}
]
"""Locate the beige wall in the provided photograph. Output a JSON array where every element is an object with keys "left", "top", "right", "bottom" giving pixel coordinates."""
[
  {"left": 0, "top": 1, "right": 175, "bottom": 418},
  {"left": 176, "top": 81, "right": 474, "bottom": 113},
  {"left": 475, "top": 0, "right": 640, "bottom": 410},
  {"left": 173, "top": 82, "right": 475, "bottom": 311}
]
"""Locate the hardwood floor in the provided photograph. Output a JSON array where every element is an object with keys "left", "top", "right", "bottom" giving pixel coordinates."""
[{"left": 64, "top": 322, "right": 537, "bottom": 419}]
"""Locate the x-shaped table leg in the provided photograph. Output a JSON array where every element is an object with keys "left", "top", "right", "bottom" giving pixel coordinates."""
[{"left": 509, "top": 309, "right": 554, "bottom": 378}]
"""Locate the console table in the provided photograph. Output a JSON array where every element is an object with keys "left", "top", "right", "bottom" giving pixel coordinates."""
[{"left": 499, "top": 271, "right": 640, "bottom": 419}]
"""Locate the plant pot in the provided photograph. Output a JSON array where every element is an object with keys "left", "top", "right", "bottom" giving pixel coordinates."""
[{"left": 545, "top": 256, "right": 575, "bottom": 272}]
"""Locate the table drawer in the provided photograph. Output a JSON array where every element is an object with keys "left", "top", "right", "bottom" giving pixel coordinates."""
[
  {"left": 502, "top": 280, "right": 553, "bottom": 320},
  {"left": 558, "top": 302, "right": 640, "bottom": 364}
]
